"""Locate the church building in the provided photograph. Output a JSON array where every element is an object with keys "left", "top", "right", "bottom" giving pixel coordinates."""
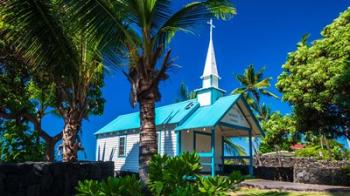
[{"left": 95, "top": 20, "right": 263, "bottom": 176}]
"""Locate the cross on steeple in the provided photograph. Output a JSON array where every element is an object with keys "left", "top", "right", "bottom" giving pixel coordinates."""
[
  {"left": 207, "top": 19, "right": 215, "bottom": 41},
  {"left": 202, "top": 18, "right": 219, "bottom": 80}
]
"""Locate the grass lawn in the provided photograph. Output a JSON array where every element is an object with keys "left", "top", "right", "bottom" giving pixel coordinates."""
[{"left": 231, "top": 188, "right": 350, "bottom": 196}]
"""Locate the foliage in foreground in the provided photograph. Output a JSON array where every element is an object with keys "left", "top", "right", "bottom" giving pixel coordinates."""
[
  {"left": 76, "top": 153, "right": 244, "bottom": 196},
  {"left": 148, "top": 152, "right": 243, "bottom": 196},
  {"left": 76, "top": 175, "right": 142, "bottom": 196}
]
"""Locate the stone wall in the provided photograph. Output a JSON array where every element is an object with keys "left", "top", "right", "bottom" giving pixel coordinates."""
[
  {"left": 294, "top": 158, "right": 350, "bottom": 186},
  {"left": 0, "top": 161, "right": 114, "bottom": 196},
  {"left": 254, "top": 156, "right": 350, "bottom": 186}
]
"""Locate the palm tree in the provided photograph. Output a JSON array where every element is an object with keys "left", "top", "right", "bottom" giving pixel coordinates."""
[
  {"left": 257, "top": 103, "right": 272, "bottom": 122},
  {"left": 176, "top": 82, "right": 197, "bottom": 102},
  {"left": 67, "top": 0, "right": 236, "bottom": 183},
  {"left": 2, "top": 0, "right": 105, "bottom": 162},
  {"left": 232, "top": 64, "right": 278, "bottom": 113}
]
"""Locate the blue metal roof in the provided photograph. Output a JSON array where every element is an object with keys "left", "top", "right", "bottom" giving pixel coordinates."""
[
  {"left": 95, "top": 99, "right": 200, "bottom": 135},
  {"left": 175, "top": 94, "right": 240, "bottom": 131}
]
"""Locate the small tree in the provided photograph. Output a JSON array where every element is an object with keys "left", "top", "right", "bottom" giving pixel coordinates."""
[{"left": 259, "top": 112, "right": 298, "bottom": 153}]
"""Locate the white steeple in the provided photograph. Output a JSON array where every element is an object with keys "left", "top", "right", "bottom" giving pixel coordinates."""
[
  {"left": 201, "top": 19, "right": 220, "bottom": 89},
  {"left": 196, "top": 19, "right": 225, "bottom": 106}
]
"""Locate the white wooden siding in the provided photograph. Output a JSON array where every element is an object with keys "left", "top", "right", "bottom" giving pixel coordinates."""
[
  {"left": 96, "top": 133, "right": 139, "bottom": 172},
  {"left": 96, "top": 127, "right": 177, "bottom": 172},
  {"left": 158, "top": 128, "right": 177, "bottom": 156}
]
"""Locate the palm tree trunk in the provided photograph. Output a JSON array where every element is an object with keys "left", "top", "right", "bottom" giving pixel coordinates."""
[
  {"left": 62, "top": 111, "right": 81, "bottom": 162},
  {"left": 139, "top": 93, "right": 158, "bottom": 185}
]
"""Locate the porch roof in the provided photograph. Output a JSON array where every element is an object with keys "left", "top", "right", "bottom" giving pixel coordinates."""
[{"left": 175, "top": 94, "right": 240, "bottom": 131}]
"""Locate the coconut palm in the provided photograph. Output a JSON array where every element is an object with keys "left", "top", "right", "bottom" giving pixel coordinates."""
[
  {"left": 232, "top": 64, "right": 278, "bottom": 113},
  {"left": 67, "top": 0, "right": 236, "bottom": 183},
  {"left": 2, "top": 0, "right": 105, "bottom": 162},
  {"left": 257, "top": 103, "right": 272, "bottom": 122},
  {"left": 176, "top": 82, "right": 197, "bottom": 102}
]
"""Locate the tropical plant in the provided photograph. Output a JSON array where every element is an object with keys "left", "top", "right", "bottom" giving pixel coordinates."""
[
  {"left": 67, "top": 0, "right": 236, "bottom": 183},
  {"left": 76, "top": 175, "right": 142, "bottom": 196},
  {"left": 148, "top": 152, "right": 201, "bottom": 196},
  {"left": 176, "top": 82, "right": 197, "bottom": 102},
  {"left": 0, "top": 120, "right": 45, "bottom": 162},
  {"left": 259, "top": 112, "right": 299, "bottom": 153},
  {"left": 148, "top": 152, "right": 243, "bottom": 196},
  {"left": 2, "top": 0, "right": 105, "bottom": 161},
  {"left": 276, "top": 7, "right": 350, "bottom": 141},
  {"left": 256, "top": 103, "right": 272, "bottom": 122},
  {"left": 295, "top": 140, "right": 350, "bottom": 161},
  {"left": 232, "top": 64, "right": 278, "bottom": 114},
  {"left": 197, "top": 172, "right": 242, "bottom": 195}
]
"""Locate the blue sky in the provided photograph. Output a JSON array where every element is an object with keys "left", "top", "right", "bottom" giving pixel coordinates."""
[{"left": 43, "top": 0, "right": 350, "bottom": 160}]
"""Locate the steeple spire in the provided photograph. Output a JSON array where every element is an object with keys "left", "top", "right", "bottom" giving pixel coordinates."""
[
  {"left": 196, "top": 19, "right": 225, "bottom": 106},
  {"left": 202, "top": 19, "right": 220, "bottom": 88}
]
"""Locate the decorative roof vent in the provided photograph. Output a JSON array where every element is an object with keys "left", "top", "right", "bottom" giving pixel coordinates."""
[{"left": 185, "top": 102, "right": 194, "bottom": 110}]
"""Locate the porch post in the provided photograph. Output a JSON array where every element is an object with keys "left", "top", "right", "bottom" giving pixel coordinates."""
[
  {"left": 211, "top": 128, "right": 216, "bottom": 176},
  {"left": 248, "top": 128, "right": 253, "bottom": 176},
  {"left": 176, "top": 131, "right": 181, "bottom": 156},
  {"left": 221, "top": 136, "right": 225, "bottom": 173}
]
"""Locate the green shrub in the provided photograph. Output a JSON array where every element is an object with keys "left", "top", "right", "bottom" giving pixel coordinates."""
[
  {"left": 76, "top": 153, "right": 244, "bottom": 196},
  {"left": 148, "top": 152, "right": 201, "bottom": 196},
  {"left": 148, "top": 152, "right": 243, "bottom": 196},
  {"left": 76, "top": 179, "right": 102, "bottom": 196},
  {"left": 75, "top": 175, "right": 142, "bottom": 196},
  {"left": 295, "top": 142, "right": 350, "bottom": 160},
  {"left": 197, "top": 174, "right": 240, "bottom": 195}
]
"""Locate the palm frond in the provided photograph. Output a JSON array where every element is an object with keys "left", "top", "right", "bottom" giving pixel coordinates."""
[
  {"left": 67, "top": 0, "right": 137, "bottom": 50},
  {"left": 3, "top": 0, "right": 78, "bottom": 74},
  {"left": 257, "top": 103, "right": 272, "bottom": 121},
  {"left": 177, "top": 82, "right": 190, "bottom": 102},
  {"left": 224, "top": 138, "right": 247, "bottom": 156},
  {"left": 255, "top": 78, "right": 272, "bottom": 89},
  {"left": 235, "top": 74, "right": 249, "bottom": 86},
  {"left": 255, "top": 66, "right": 266, "bottom": 81},
  {"left": 153, "top": 0, "right": 236, "bottom": 50},
  {"left": 231, "top": 87, "right": 246, "bottom": 95},
  {"left": 246, "top": 64, "right": 256, "bottom": 86},
  {"left": 260, "top": 89, "right": 279, "bottom": 99}
]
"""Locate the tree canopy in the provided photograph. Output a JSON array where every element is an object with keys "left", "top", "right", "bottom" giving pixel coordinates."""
[
  {"left": 1, "top": 0, "right": 105, "bottom": 161},
  {"left": 276, "top": 8, "right": 350, "bottom": 140}
]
